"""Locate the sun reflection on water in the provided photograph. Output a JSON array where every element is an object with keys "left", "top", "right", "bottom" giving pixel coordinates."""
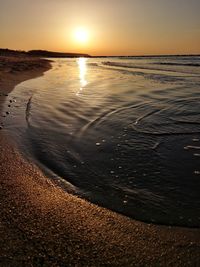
[{"left": 76, "top": 58, "right": 87, "bottom": 96}]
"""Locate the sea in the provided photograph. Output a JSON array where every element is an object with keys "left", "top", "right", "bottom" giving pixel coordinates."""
[{"left": 3, "top": 56, "right": 200, "bottom": 227}]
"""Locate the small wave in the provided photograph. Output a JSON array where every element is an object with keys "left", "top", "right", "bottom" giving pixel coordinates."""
[
  {"left": 26, "top": 96, "right": 33, "bottom": 125},
  {"left": 184, "top": 145, "right": 200, "bottom": 150},
  {"left": 103, "top": 61, "right": 135, "bottom": 68},
  {"left": 102, "top": 61, "right": 200, "bottom": 78},
  {"left": 88, "top": 63, "right": 98, "bottom": 67},
  {"left": 170, "top": 118, "right": 200, "bottom": 125},
  {"left": 101, "top": 62, "right": 186, "bottom": 83},
  {"left": 102, "top": 61, "right": 198, "bottom": 71},
  {"left": 103, "top": 61, "right": 156, "bottom": 71},
  {"left": 132, "top": 125, "right": 200, "bottom": 136},
  {"left": 155, "top": 62, "right": 200, "bottom": 67},
  {"left": 134, "top": 108, "right": 161, "bottom": 125},
  {"left": 78, "top": 102, "right": 146, "bottom": 136}
]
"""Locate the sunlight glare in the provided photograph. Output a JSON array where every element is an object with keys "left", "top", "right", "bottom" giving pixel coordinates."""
[
  {"left": 74, "top": 28, "right": 89, "bottom": 43},
  {"left": 76, "top": 58, "right": 87, "bottom": 96}
]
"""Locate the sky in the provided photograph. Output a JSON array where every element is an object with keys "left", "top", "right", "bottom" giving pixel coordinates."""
[{"left": 0, "top": 0, "right": 200, "bottom": 56}]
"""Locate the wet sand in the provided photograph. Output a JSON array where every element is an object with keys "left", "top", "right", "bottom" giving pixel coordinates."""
[{"left": 0, "top": 56, "right": 200, "bottom": 267}]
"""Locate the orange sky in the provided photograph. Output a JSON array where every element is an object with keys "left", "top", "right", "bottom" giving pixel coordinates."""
[{"left": 0, "top": 0, "right": 200, "bottom": 56}]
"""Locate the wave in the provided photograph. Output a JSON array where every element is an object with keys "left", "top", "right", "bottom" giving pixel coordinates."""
[
  {"left": 101, "top": 63, "right": 184, "bottom": 83},
  {"left": 102, "top": 61, "right": 200, "bottom": 74},
  {"left": 132, "top": 128, "right": 200, "bottom": 136},
  {"left": 155, "top": 62, "right": 200, "bottom": 67},
  {"left": 88, "top": 63, "right": 98, "bottom": 67},
  {"left": 78, "top": 102, "right": 145, "bottom": 137},
  {"left": 102, "top": 61, "right": 154, "bottom": 70}
]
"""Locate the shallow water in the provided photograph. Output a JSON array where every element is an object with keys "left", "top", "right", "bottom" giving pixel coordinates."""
[{"left": 4, "top": 56, "right": 200, "bottom": 227}]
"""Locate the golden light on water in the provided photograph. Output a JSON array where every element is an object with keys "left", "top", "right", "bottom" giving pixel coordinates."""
[{"left": 76, "top": 58, "right": 87, "bottom": 96}]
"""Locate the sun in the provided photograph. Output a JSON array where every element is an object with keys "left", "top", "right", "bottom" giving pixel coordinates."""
[{"left": 74, "top": 28, "right": 89, "bottom": 43}]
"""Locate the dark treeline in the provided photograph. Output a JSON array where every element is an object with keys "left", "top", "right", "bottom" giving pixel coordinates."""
[
  {"left": 0, "top": 48, "right": 27, "bottom": 57},
  {"left": 28, "top": 50, "right": 91, "bottom": 58},
  {"left": 0, "top": 49, "right": 90, "bottom": 58}
]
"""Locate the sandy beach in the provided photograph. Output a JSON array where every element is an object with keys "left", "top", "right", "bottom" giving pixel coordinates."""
[{"left": 0, "top": 56, "right": 200, "bottom": 267}]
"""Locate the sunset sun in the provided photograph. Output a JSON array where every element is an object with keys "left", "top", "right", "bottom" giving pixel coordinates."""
[{"left": 74, "top": 28, "right": 89, "bottom": 44}]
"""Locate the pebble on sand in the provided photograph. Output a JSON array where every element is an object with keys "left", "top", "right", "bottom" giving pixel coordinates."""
[{"left": 96, "top": 142, "right": 101, "bottom": 146}]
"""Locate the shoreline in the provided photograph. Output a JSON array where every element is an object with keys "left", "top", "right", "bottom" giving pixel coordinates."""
[{"left": 0, "top": 56, "right": 200, "bottom": 266}]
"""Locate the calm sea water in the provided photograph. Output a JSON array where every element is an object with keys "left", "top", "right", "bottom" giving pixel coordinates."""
[{"left": 4, "top": 56, "right": 200, "bottom": 227}]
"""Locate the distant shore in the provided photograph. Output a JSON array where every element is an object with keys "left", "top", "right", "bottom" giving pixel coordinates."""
[
  {"left": 1, "top": 48, "right": 199, "bottom": 59},
  {"left": 0, "top": 55, "right": 200, "bottom": 266}
]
